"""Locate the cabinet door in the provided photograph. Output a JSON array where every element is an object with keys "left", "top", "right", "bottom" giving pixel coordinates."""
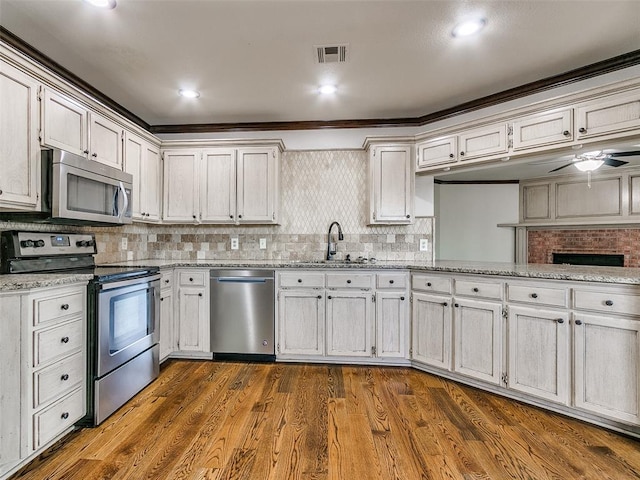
[
  {"left": 326, "top": 291, "right": 373, "bottom": 357},
  {"left": 0, "top": 294, "right": 22, "bottom": 476},
  {"left": 124, "top": 132, "right": 144, "bottom": 220},
  {"left": 375, "top": 291, "right": 408, "bottom": 358},
  {"left": 507, "top": 306, "right": 569, "bottom": 404},
  {"left": 142, "top": 143, "right": 161, "bottom": 221},
  {"left": 416, "top": 136, "right": 457, "bottom": 169},
  {"left": 411, "top": 292, "right": 452, "bottom": 370},
  {"left": 512, "top": 109, "right": 573, "bottom": 151},
  {"left": 162, "top": 150, "right": 200, "bottom": 223},
  {"left": 278, "top": 290, "right": 325, "bottom": 356},
  {"left": 177, "top": 287, "right": 208, "bottom": 352},
  {"left": 576, "top": 91, "right": 640, "bottom": 140},
  {"left": 458, "top": 123, "right": 508, "bottom": 161},
  {"left": 0, "top": 61, "right": 40, "bottom": 211},
  {"left": 201, "top": 148, "right": 236, "bottom": 223},
  {"left": 41, "top": 89, "right": 87, "bottom": 157},
  {"left": 159, "top": 289, "right": 174, "bottom": 361},
  {"left": 88, "top": 112, "right": 123, "bottom": 169},
  {"left": 453, "top": 298, "right": 503, "bottom": 385},
  {"left": 236, "top": 147, "right": 277, "bottom": 223},
  {"left": 369, "top": 145, "right": 413, "bottom": 224},
  {"left": 574, "top": 313, "right": 640, "bottom": 425}
]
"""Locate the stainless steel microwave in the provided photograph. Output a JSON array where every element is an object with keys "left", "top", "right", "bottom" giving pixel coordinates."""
[{"left": 0, "top": 148, "right": 133, "bottom": 225}]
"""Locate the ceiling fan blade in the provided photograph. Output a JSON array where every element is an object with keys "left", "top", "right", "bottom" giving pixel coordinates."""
[
  {"left": 548, "top": 162, "right": 574, "bottom": 173},
  {"left": 603, "top": 158, "right": 629, "bottom": 168},
  {"left": 607, "top": 150, "right": 640, "bottom": 157}
]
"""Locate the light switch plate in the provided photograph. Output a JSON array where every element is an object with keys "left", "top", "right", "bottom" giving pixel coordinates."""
[
  {"left": 419, "top": 238, "right": 428, "bottom": 251},
  {"left": 121, "top": 237, "right": 128, "bottom": 250},
  {"left": 231, "top": 237, "right": 239, "bottom": 250},
  {"left": 259, "top": 238, "right": 267, "bottom": 249}
]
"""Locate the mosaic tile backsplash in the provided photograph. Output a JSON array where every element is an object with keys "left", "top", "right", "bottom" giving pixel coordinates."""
[{"left": 1, "top": 150, "right": 434, "bottom": 264}]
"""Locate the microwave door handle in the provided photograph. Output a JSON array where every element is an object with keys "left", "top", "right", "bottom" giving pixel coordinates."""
[{"left": 117, "top": 181, "right": 129, "bottom": 221}]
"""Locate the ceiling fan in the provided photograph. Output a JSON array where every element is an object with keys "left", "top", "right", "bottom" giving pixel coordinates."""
[{"left": 548, "top": 150, "right": 640, "bottom": 173}]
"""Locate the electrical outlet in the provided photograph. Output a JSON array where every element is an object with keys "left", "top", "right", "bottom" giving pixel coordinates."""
[
  {"left": 231, "top": 237, "right": 239, "bottom": 250},
  {"left": 121, "top": 237, "right": 128, "bottom": 250},
  {"left": 259, "top": 238, "right": 267, "bottom": 249},
  {"left": 419, "top": 238, "right": 429, "bottom": 251}
]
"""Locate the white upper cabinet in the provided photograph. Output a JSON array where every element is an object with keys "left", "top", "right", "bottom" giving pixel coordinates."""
[
  {"left": 0, "top": 60, "right": 40, "bottom": 211},
  {"left": 512, "top": 108, "right": 573, "bottom": 151},
  {"left": 124, "top": 132, "right": 161, "bottom": 222},
  {"left": 458, "top": 123, "right": 508, "bottom": 161},
  {"left": 163, "top": 145, "right": 280, "bottom": 225},
  {"left": 41, "top": 88, "right": 88, "bottom": 157},
  {"left": 88, "top": 112, "right": 123, "bottom": 169},
  {"left": 368, "top": 144, "right": 414, "bottom": 224},
  {"left": 575, "top": 90, "right": 640, "bottom": 140},
  {"left": 416, "top": 136, "right": 457, "bottom": 169}
]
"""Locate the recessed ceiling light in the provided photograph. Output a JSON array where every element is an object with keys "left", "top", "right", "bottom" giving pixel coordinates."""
[
  {"left": 179, "top": 89, "right": 200, "bottom": 99},
  {"left": 84, "top": 0, "right": 117, "bottom": 9},
  {"left": 452, "top": 18, "right": 486, "bottom": 37},
  {"left": 318, "top": 84, "right": 337, "bottom": 95}
]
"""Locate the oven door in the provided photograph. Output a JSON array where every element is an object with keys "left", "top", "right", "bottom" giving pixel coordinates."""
[{"left": 96, "top": 274, "right": 160, "bottom": 377}]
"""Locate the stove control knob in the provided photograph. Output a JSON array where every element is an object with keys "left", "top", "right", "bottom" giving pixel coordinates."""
[
  {"left": 34, "top": 240, "right": 45, "bottom": 248},
  {"left": 76, "top": 240, "right": 88, "bottom": 247},
  {"left": 20, "top": 240, "right": 35, "bottom": 248}
]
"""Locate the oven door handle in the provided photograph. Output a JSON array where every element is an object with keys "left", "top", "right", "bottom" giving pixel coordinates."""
[{"left": 99, "top": 273, "right": 161, "bottom": 291}]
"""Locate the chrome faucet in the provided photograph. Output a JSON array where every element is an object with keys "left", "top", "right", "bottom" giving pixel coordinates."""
[{"left": 326, "top": 221, "right": 344, "bottom": 260}]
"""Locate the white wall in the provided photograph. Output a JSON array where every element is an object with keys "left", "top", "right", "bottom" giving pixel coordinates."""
[{"left": 435, "top": 183, "right": 519, "bottom": 262}]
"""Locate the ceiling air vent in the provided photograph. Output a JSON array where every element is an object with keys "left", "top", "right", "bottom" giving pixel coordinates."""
[{"left": 315, "top": 44, "right": 349, "bottom": 64}]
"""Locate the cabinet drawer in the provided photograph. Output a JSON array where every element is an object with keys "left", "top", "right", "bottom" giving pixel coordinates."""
[
  {"left": 160, "top": 270, "right": 173, "bottom": 289},
  {"left": 455, "top": 279, "right": 503, "bottom": 300},
  {"left": 34, "top": 290, "right": 84, "bottom": 325},
  {"left": 377, "top": 273, "right": 407, "bottom": 289},
  {"left": 279, "top": 272, "right": 324, "bottom": 288},
  {"left": 326, "top": 273, "right": 373, "bottom": 290},
  {"left": 507, "top": 284, "right": 568, "bottom": 308},
  {"left": 412, "top": 274, "right": 452, "bottom": 294},
  {"left": 33, "top": 387, "right": 85, "bottom": 449},
  {"left": 33, "top": 319, "right": 83, "bottom": 367},
  {"left": 178, "top": 271, "right": 206, "bottom": 286},
  {"left": 573, "top": 289, "right": 640, "bottom": 316},
  {"left": 33, "top": 351, "right": 84, "bottom": 408}
]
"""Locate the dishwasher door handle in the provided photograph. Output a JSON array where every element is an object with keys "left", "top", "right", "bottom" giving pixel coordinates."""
[{"left": 215, "top": 277, "right": 272, "bottom": 283}]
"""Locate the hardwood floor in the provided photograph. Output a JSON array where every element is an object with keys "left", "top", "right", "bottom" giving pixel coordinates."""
[{"left": 12, "top": 360, "right": 640, "bottom": 480}]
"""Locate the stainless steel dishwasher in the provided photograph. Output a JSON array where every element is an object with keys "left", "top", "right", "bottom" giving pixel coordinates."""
[{"left": 210, "top": 269, "right": 275, "bottom": 361}]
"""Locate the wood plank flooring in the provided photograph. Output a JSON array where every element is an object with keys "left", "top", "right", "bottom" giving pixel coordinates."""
[{"left": 11, "top": 360, "right": 640, "bottom": 480}]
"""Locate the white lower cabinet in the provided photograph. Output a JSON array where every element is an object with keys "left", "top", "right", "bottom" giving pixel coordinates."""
[
  {"left": 375, "top": 291, "right": 408, "bottom": 358},
  {"left": 326, "top": 291, "right": 373, "bottom": 357},
  {"left": 278, "top": 290, "right": 325, "bottom": 356},
  {"left": 507, "top": 306, "right": 569, "bottom": 404},
  {"left": 174, "top": 269, "right": 210, "bottom": 356},
  {"left": 411, "top": 292, "right": 452, "bottom": 370},
  {"left": 452, "top": 298, "right": 503, "bottom": 385},
  {"left": 573, "top": 312, "right": 640, "bottom": 425}
]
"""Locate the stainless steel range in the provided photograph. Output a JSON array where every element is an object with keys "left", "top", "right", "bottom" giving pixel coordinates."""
[{"left": 1, "top": 230, "right": 160, "bottom": 426}]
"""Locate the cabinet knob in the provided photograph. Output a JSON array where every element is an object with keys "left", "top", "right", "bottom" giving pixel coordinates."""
[
  {"left": 605, "top": 300, "right": 614, "bottom": 306},
  {"left": 238, "top": 215, "right": 242, "bottom": 219},
  {"left": 460, "top": 151, "right": 465, "bottom": 156},
  {"left": 556, "top": 318, "right": 564, "bottom": 324},
  {"left": 61, "top": 336, "right": 70, "bottom": 343},
  {"left": 230, "top": 215, "right": 234, "bottom": 219},
  {"left": 327, "top": 295, "right": 332, "bottom": 299},
  {"left": 61, "top": 303, "right": 70, "bottom": 310},
  {"left": 442, "top": 302, "right": 448, "bottom": 307},
  {"left": 61, "top": 412, "right": 70, "bottom": 420},
  {"left": 578, "top": 127, "right": 587, "bottom": 133},
  {"left": 164, "top": 279, "right": 170, "bottom": 283},
  {"left": 575, "top": 320, "right": 583, "bottom": 325},
  {"left": 472, "top": 287, "right": 479, "bottom": 293},
  {"left": 0, "top": 190, "right": 3, "bottom": 195},
  {"left": 83, "top": 149, "right": 89, "bottom": 154},
  {"left": 298, "top": 279, "right": 303, "bottom": 283},
  {"left": 192, "top": 215, "right": 197, "bottom": 219},
  {"left": 400, "top": 296, "right": 405, "bottom": 301},
  {"left": 454, "top": 303, "right": 459, "bottom": 308},
  {"left": 160, "top": 297, "right": 164, "bottom": 302},
  {"left": 91, "top": 153, "right": 98, "bottom": 158},
  {"left": 198, "top": 293, "right": 203, "bottom": 297},
  {"left": 61, "top": 374, "right": 69, "bottom": 381},
  {"left": 189, "top": 277, "right": 193, "bottom": 281},
  {"left": 563, "top": 130, "right": 570, "bottom": 136},
  {"left": 427, "top": 282, "right": 432, "bottom": 287},
  {"left": 317, "top": 295, "right": 322, "bottom": 299},
  {"left": 530, "top": 293, "right": 538, "bottom": 299},
  {"left": 406, "top": 214, "right": 410, "bottom": 219},
  {"left": 389, "top": 280, "right": 394, "bottom": 284},
  {"left": 449, "top": 153, "right": 454, "bottom": 158},
  {"left": 346, "top": 279, "right": 352, "bottom": 284}
]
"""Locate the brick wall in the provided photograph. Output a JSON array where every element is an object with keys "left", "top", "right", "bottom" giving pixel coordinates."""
[{"left": 528, "top": 229, "right": 640, "bottom": 267}]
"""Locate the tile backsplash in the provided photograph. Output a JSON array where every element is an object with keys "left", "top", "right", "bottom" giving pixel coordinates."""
[{"left": 1, "top": 150, "right": 434, "bottom": 264}]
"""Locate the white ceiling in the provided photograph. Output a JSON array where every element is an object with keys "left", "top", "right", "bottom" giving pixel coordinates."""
[{"left": 1, "top": 0, "right": 639, "bottom": 128}]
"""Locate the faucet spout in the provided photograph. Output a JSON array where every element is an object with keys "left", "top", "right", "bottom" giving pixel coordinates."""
[{"left": 326, "top": 221, "right": 344, "bottom": 260}]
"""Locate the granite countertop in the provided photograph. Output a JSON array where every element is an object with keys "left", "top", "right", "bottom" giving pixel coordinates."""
[{"left": 3, "top": 260, "right": 640, "bottom": 291}]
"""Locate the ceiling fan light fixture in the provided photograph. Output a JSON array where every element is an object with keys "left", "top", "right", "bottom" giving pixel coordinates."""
[
  {"left": 318, "top": 84, "right": 337, "bottom": 95},
  {"left": 574, "top": 159, "right": 604, "bottom": 172},
  {"left": 84, "top": 0, "right": 116, "bottom": 9},
  {"left": 452, "top": 18, "right": 486, "bottom": 37}
]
